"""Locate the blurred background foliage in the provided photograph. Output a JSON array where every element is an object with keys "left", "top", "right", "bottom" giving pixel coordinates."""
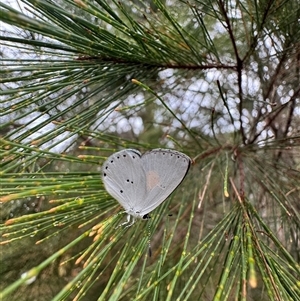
[{"left": 0, "top": 0, "right": 299, "bottom": 300}]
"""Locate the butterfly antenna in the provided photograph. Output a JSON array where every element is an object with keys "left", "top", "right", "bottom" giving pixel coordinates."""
[{"left": 147, "top": 220, "right": 152, "bottom": 257}]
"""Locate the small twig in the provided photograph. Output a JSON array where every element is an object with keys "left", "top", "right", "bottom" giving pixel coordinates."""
[
  {"left": 217, "top": 80, "right": 235, "bottom": 133},
  {"left": 238, "top": 152, "right": 245, "bottom": 200},
  {"left": 211, "top": 108, "right": 221, "bottom": 146},
  {"left": 198, "top": 161, "right": 215, "bottom": 209},
  {"left": 229, "top": 177, "right": 244, "bottom": 205}
]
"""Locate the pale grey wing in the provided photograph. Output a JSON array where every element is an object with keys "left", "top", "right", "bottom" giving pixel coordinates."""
[
  {"left": 137, "top": 149, "right": 191, "bottom": 215},
  {"left": 101, "top": 149, "right": 146, "bottom": 211}
]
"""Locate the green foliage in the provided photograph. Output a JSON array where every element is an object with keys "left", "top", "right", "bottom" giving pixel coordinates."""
[{"left": 0, "top": 0, "right": 299, "bottom": 300}]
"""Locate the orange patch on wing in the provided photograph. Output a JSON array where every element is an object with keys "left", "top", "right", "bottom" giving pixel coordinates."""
[{"left": 146, "top": 171, "right": 160, "bottom": 190}]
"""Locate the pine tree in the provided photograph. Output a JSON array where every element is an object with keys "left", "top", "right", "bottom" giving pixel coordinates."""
[{"left": 1, "top": 0, "right": 299, "bottom": 300}]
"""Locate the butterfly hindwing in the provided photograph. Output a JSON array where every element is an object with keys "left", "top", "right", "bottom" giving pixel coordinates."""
[{"left": 136, "top": 149, "right": 191, "bottom": 215}]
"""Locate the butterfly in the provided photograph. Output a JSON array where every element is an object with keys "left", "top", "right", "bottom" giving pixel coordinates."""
[{"left": 102, "top": 148, "right": 191, "bottom": 226}]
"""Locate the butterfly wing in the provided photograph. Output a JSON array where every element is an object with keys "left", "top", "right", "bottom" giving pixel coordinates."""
[
  {"left": 136, "top": 149, "right": 191, "bottom": 215},
  {"left": 102, "top": 149, "right": 147, "bottom": 211}
]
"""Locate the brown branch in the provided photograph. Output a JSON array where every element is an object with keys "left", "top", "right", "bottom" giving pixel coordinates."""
[
  {"left": 218, "top": 0, "right": 246, "bottom": 144},
  {"left": 283, "top": 86, "right": 300, "bottom": 137}
]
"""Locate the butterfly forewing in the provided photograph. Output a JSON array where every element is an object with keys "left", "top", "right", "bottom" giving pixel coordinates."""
[
  {"left": 102, "top": 149, "right": 147, "bottom": 211},
  {"left": 137, "top": 149, "right": 191, "bottom": 215}
]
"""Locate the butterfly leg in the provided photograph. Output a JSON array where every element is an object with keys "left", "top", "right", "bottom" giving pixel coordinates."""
[
  {"left": 124, "top": 214, "right": 136, "bottom": 228},
  {"left": 116, "top": 214, "right": 135, "bottom": 228}
]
